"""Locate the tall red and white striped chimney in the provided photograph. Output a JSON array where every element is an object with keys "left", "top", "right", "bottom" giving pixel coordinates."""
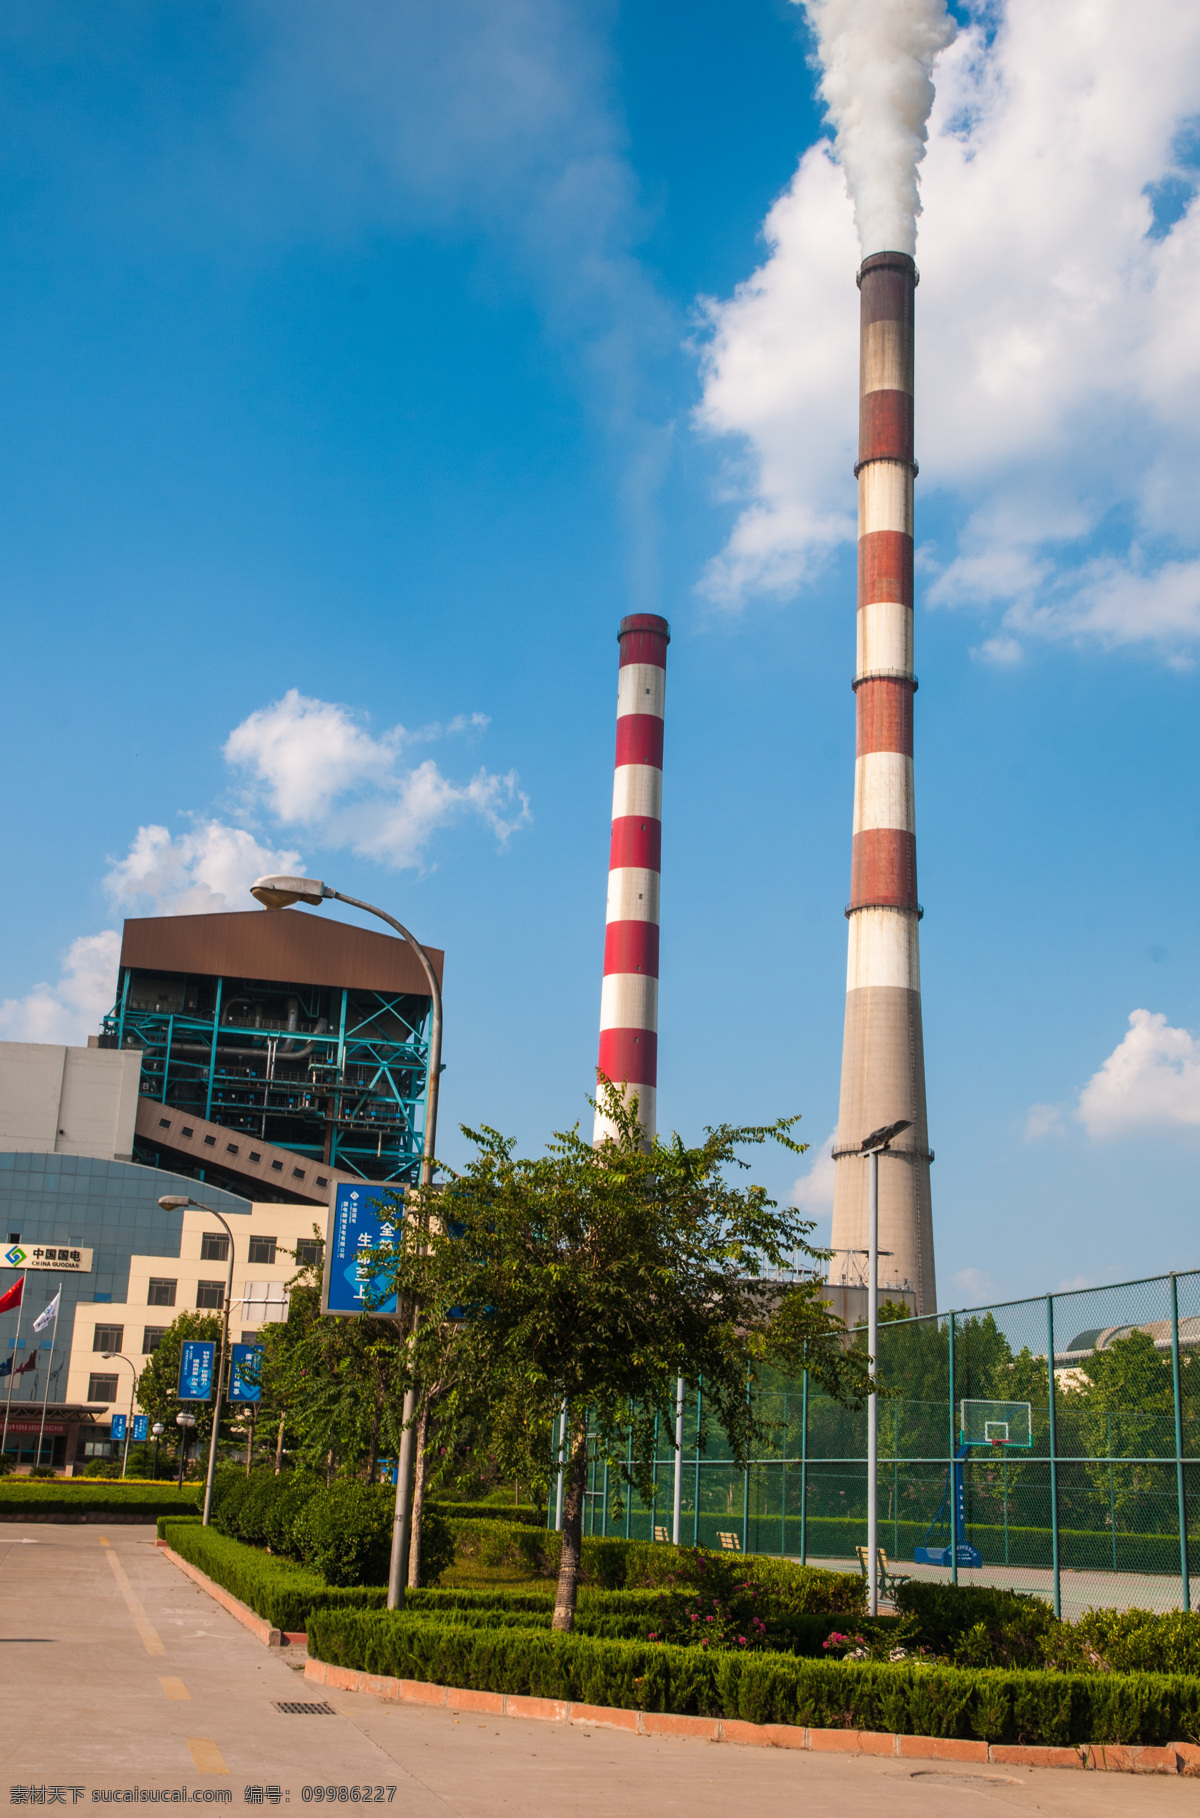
[
  {"left": 594, "top": 613, "right": 669, "bottom": 1146},
  {"left": 829, "top": 251, "right": 936, "bottom": 1315}
]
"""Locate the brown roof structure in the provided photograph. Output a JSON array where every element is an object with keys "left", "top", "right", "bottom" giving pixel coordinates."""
[{"left": 119, "top": 909, "right": 444, "bottom": 996}]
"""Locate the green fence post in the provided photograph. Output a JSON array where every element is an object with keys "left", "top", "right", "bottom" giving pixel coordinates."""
[
  {"left": 893, "top": 1400, "right": 900, "bottom": 1558},
  {"left": 1107, "top": 1412, "right": 1116, "bottom": 1572},
  {"left": 781, "top": 1392, "right": 788, "bottom": 1559},
  {"left": 602, "top": 1456, "right": 609, "bottom": 1536},
  {"left": 693, "top": 1381, "right": 702, "bottom": 1547},
  {"left": 800, "top": 1368, "right": 808, "bottom": 1566},
  {"left": 1046, "top": 1293, "right": 1061, "bottom": 1620},
  {"left": 742, "top": 1379, "right": 750, "bottom": 1553},
  {"left": 625, "top": 1427, "right": 632, "bottom": 1540},
  {"left": 948, "top": 1311, "right": 958, "bottom": 1586},
  {"left": 1170, "top": 1273, "right": 1191, "bottom": 1613}
]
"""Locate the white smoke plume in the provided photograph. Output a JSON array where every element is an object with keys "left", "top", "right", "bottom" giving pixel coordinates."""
[{"left": 798, "top": 0, "right": 957, "bottom": 256}]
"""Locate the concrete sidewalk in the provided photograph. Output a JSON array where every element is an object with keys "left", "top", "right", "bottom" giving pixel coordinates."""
[{"left": 0, "top": 1523, "right": 1193, "bottom": 1816}]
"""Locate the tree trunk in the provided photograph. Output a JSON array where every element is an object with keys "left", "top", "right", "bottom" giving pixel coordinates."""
[
  {"left": 552, "top": 1417, "right": 588, "bottom": 1633},
  {"left": 407, "top": 1399, "right": 432, "bottom": 1589},
  {"left": 274, "top": 1413, "right": 285, "bottom": 1475}
]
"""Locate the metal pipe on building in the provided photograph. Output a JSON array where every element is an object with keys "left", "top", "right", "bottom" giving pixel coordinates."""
[
  {"left": 594, "top": 613, "right": 669, "bottom": 1149},
  {"left": 830, "top": 251, "right": 937, "bottom": 1316}
]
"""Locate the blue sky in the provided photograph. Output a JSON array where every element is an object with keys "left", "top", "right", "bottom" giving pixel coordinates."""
[{"left": 1, "top": 0, "right": 1199, "bottom": 1308}]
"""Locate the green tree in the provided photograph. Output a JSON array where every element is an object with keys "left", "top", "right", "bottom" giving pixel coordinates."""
[
  {"left": 135, "top": 1311, "right": 223, "bottom": 1453},
  {"left": 258, "top": 1244, "right": 410, "bottom": 1480},
  {"left": 379, "top": 1083, "right": 871, "bottom": 1632}
]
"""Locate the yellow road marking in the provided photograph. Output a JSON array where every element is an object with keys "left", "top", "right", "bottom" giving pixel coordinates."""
[
  {"left": 103, "top": 1547, "right": 165, "bottom": 1656},
  {"left": 187, "top": 1739, "right": 229, "bottom": 1776},
  {"left": 159, "top": 1677, "right": 190, "bottom": 1701}
]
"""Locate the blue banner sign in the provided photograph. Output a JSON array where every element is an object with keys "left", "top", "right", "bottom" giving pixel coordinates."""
[
  {"left": 110, "top": 1414, "right": 126, "bottom": 1442},
  {"left": 132, "top": 1415, "right": 149, "bottom": 1442},
  {"left": 229, "top": 1343, "right": 263, "bottom": 1403},
  {"left": 324, "top": 1183, "right": 399, "bottom": 1317},
  {"left": 178, "top": 1340, "right": 215, "bottom": 1401}
]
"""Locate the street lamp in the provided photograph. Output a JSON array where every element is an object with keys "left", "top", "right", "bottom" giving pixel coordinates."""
[
  {"left": 102, "top": 1353, "right": 138, "bottom": 1479},
  {"left": 158, "top": 1194, "right": 236, "bottom": 1526},
  {"left": 152, "top": 1421, "right": 165, "bottom": 1480},
  {"left": 175, "top": 1411, "right": 197, "bottom": 1488},
  {"left": 859, "top": 1118, "right": 912, "bottom": 1618},
  {"left": 250, "top": 874, "right": 443, "bottom": 1612}
]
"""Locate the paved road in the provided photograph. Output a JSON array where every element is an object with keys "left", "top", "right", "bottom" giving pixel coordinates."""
[{"left": 0, "top": 1524, "right": 1194, "bottom": 1816}]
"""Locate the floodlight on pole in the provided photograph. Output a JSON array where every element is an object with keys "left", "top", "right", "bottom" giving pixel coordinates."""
[
  {"left": 858, "top": 1118, "right": 911, "bottom": 1617},
  {"left": 249, "top": 873, "right": 444, "bottom": 1613},
  {"left": 157, "top": 1194, "right": 235, "bottom": 1526}
]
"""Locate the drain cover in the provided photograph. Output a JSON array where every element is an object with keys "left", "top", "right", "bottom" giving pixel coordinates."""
[{"left": 274, "top": 1701, "right": 337, "bottom": 1715}]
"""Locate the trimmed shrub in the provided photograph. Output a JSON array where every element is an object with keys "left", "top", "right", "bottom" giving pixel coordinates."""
[
  {"left": 0, "top": 1481, "right": 200, "bottom": 1517},
  {"left": 1072, "top": 1607, "right": 1200, "bottom": 1677},
  {"left": 294, "top": 1482, "right": 393, "bottom": 1587},
  {"left": 159, "top": 1518, "right": 389, "bottom": 1631},
  {"left": 305, "top": 1608, "right": 1200, "bottom": 1746},
  {"left": 429, "top": 1501, "right": 544, "bottom": 1529},
  {"left": 449, "top": 1520, "right": 863, "bottom": 1612},
  {"left": 893, "top": 1581, "right": 1052, "bottom": 1657}
]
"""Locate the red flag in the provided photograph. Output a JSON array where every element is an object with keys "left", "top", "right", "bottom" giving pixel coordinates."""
[
  {"left": 0, "top": 1275, "right": 23, "bottom": 1316},
  {"left": 15, "top": 1352, "right": 37, "bottom": 1374}
]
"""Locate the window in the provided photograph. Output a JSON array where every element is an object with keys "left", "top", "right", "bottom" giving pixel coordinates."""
[
  {"left": 200, "top": 1232, "right": 229, "bottom": 1261},
  {"left": 291, "top": 1167, "right": 306, "bottom": 1180},
  {"left": 196, "top": 1281, "right": 225, "bottom": 1310},
  {"left": 295, "top": 1239, "right": 320, "bottom": 1269},
  {"left": 248, "top": 1235, "right": 276, "bottom": 1265},
  {"left": 148, "top": 1279, "right": 177, "bottom": 1307},
  {"left": 225, "top": 1142, "right": 239, "bottom": 1155},
  {"left": 203, "top": 1135, "right": 216, "bottom": 1148},
  {"left": 270, "top": 1160, "right": 284, "bottom": 1173},
  {"left": 87, "top": 1373, "right": 118, "bottom": 1402},
  {"left": 181, "top": 1126, "right": 194, "bottom": 1138},
  {"left": 315, "top": 1175, "right": 329, "bottom": 1189},
  {"left": 142, "top": 1327, "right": 167, "bottom": 1355},
  {"left": 92, "top": 1324, "right": 123, "bottom": 1353},
  {"left": 249, "top": 1151, "right": 262, "bottom": 1163},
  {"left": 240, "top": 1329, "right": 260, "bottom": 1345}
]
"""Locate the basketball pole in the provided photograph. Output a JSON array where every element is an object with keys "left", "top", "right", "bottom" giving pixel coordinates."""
[{"left": 867, "top": 1147, "right": 879, "bottom": 1617}]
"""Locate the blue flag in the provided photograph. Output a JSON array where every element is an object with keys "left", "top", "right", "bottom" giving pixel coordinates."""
[{"left": 0, "top": 1356, "right": 11, "bottom": 1379}]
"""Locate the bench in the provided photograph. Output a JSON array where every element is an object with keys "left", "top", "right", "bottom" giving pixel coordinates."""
[{"left": 856, "top": 1545, "right": 911, "bottom": 1599}]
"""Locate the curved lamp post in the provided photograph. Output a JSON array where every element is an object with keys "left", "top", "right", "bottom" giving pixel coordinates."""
[
  {"left": 102, "top": 1353, "right": 139, "bottom": 1478},
  {"left": 158, "top": 1195, "right": 236, "bottom": 1525},
  {"left": 175, "top": 1410, "right": 197, "bottom": 1488},
  {"left": 249, "top": 875, "right": 443, "bottom": 1611}
]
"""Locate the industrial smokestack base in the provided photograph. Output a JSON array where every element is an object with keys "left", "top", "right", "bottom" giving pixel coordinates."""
[
  {"left": 829, "top": 248, "right": 936, "bottom": 1315},
  {"left": 594, "top": 612, "right": 669, "bottom": 1147}
]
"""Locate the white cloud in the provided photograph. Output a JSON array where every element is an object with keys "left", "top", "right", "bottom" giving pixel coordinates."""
[
  {"left": 790, "top": 1126, "right": 840, "bottom": 1214},
  {"left": 1078, "top": 1008, "right": 1200, "bottom": 1136},
  {"left": 696, "top": 0, "right": 1200, "bottom": 659},
  {"left": 1023, "top": 1102, "right": 1065, "bottom": 1141},
  {"left": 0, "top": 932, "right": 122, "bottom": 1046},
  {"left": 224, "top": 689, "right": 529, "bottom": 869},
  {"left": 952, "top": 1266, "right": 995, "bottom": 1304},
  {"left": 104, "top": 821, "right": 305, "bottom": 917}
]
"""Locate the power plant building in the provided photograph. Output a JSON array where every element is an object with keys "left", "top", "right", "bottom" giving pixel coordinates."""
[{"left": 0, "top": 905, "right": 440, "bottom": 1469}]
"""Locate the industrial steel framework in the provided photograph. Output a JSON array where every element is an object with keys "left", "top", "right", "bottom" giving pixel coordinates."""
[{"left": 103, "top": 965, "right": 432, "bottom": 1186}]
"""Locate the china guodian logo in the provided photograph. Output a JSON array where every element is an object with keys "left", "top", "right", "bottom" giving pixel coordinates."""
[{"left": 4, "top": 1246, "right": 25, "bottom": 1268}]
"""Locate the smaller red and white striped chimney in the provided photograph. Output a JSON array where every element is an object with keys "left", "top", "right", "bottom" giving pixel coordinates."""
[{"left": 594, "top": 613, "right": 670, "bottom": 1146}]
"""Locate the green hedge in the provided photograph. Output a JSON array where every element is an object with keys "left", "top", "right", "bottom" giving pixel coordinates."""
[
  {"left": 156, "top": 1519, "right": 719, "bottom": 1637},
  {"left": 738, "top": 1513, "right": 1200, "bottom": 1574},
  {"left": 450, "top": 1520, "right": 863, "bottom": 1612},
  {"left": 305, "top": 1609, "right": 1200, "bottom": 1746},
  {"left": 0, "top": 1482, "right": 201, "bottom": 1516},
  {"left": 430, "top": 1501, "right": 544, "bottom": 1529}
]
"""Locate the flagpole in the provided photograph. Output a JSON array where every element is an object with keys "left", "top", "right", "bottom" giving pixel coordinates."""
[
  {"left": 35, "top": 1283, "right": 61, "bottom": 1472},
  {"left": 1, "top": 1277, "right": 26, "bottom": 1459}
]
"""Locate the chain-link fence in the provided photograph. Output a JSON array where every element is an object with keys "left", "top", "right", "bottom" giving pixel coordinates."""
[{"left": 576, "top": 1269, "right": 1200, "bottom": 1620}]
